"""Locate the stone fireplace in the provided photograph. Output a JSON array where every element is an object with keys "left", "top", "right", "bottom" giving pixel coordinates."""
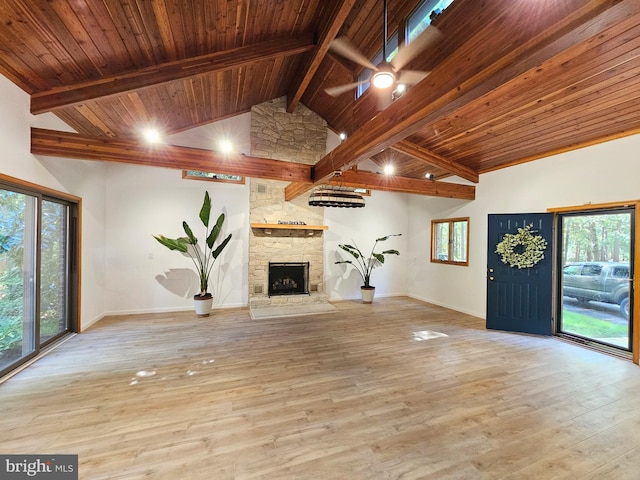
[{"left": 248, "top": 97, "right": 330, "bottom": 311}]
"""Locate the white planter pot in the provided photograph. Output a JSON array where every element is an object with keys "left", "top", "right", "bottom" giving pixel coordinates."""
[
  {"left": 194, "top": 294, "right": 213, "bottom": 317},
  {"left": 360, "top": 286, "right": 375, "bottom": 304}
]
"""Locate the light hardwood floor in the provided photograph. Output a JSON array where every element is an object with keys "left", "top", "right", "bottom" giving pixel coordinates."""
[{"left": 2, "top": 297, "right": 640, "bottom": 479}]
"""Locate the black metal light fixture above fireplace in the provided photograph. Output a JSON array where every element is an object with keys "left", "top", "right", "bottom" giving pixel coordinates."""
[
  {"left": 308, "top": 184, "right": 365, "bottom": 208},
  {"left": 268, "top": 262, "right": 309, "bottom": 297}
]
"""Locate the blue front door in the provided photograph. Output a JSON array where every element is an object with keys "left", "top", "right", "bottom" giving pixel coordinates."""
[{"left": 486, "top": 213, "right": 553, "bottom": 335}]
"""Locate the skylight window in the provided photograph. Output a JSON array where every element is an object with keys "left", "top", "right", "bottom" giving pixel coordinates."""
[{"left": 407, "top": 0, "right": 454, "bottom": 43}]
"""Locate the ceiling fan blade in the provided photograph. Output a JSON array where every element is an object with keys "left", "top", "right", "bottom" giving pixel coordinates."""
[
  {"left": 330, "top": 37, "right": 378, "bottom": 71},
  {"left": 325, "top": 81, "right": 361, "bottom": 97},
  {"left": 397, "top": 70, "right": 430, "bottom": 85},
  {"left": 391, "top": 25, "right": 443, "bottom": 71}
]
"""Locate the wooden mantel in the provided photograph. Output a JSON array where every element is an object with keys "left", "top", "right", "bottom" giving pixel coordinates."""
[{"left": 250, "top": 223, "right": 328, "bottom": 235}]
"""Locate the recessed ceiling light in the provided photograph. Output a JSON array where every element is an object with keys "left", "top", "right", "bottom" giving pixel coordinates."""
[
  {"left": 425, "top": 172, "right": 433, "bottom": 179},
  {"left": 383, "top": 164, "right": 395, "bottom": 175},
  {"left": 339, "top": 132, "right": 347, "bottom": 141},
  {"left": 218, "top": 139, "right": 234, "bottom": 154},
  {"left": 142, "top": 128, "right": 161, "bottom": 144}
]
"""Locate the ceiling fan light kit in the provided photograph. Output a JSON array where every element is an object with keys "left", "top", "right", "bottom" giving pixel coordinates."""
[
  {"left": 325, "top": 0, "right": 441, "bottom": 109},
  {"left": 372, "top": 63, "right": 396, "bottom": 89}
]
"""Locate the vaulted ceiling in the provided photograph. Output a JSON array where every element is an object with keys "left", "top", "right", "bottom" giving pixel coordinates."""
[{"left": 2, "top": 0, "right": 640, "bottom": 200}]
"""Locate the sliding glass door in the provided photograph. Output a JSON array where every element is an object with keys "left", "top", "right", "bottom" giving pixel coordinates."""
[
  {"left": 0, "top": 190, "right": 37, "bottom": 370},
  {"left": 0, "top": 184, "right": 77, "bottom": 376},
  {"left": 557, "top": 209, "right": 633, "bottom": 352}
]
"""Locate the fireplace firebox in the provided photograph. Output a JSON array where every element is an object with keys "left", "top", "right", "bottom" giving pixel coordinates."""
[{"left": 268, "top": 262, "right": 309, "bottom": 297}]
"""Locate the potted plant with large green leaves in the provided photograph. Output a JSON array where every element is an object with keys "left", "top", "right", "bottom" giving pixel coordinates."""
[
  {"left": 153, "top": 191, "right": 232, "bottom": 317},
  {"left": 335, "top": 234, "right": 401, "bottom": 303}
]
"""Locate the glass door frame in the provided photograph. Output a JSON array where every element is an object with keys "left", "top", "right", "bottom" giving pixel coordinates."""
[
  {"left": 549, "top": 201, "right": 640, "bottom": 365},
  {"left": 0, "top": 174, "right": 80, "bottom": 378},
  {"left": 40, "top": 194, "right": 78, "bottom": 349}
]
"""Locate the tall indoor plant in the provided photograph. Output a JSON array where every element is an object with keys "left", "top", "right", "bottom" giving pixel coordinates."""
[
  {"left": 335, "top": 234, "right": 401, "bottom": 303},
  {"left": 153, "top": 191, "right": 232, "bottom": 316}
]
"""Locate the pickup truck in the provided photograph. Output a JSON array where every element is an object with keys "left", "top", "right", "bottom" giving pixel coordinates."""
[{"left": 562, "top": 262, "right": 630, "bottom": 318}]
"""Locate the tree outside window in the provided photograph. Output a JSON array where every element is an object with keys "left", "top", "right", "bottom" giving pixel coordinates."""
[{"left": 431, "top": 217, "right": 469, "bottom": 265}]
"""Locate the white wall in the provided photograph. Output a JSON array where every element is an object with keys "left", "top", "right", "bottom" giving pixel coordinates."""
[
  {"left": 104, "top": 163, "right": 249, "bottom": 314},
  {"left": 167, "top": 112, "right": 252, "bottom": 155},
  {"left": 323, "top": 130, "right": 410, "bottom": 301},
  {"left": 0, "top": 75, "right": 108, "bottom": 330},
  {"left": 324, "top": 190, "right": 409, "bottom": 300},
  {"left": 407, "top": 134, "right": 640, "bottom": 318}
]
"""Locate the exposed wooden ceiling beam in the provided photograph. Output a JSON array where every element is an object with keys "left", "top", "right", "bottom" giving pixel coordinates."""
[
  {"left": 286, "top": 0, "right": 357, "bottom": 113},
  {"left": 307, "top": 0, "right": 634, "bottom": 186},
  {"left": 390, "top": 140, "right": 479, "bottom": 183},
  {"left": 30, "top": 128, "right": 312, "bottom": 183},
  {"left": 329, "top": 170, "right": 475, "bottom": 200},
  {"left": 284, "top": 181, "right": 317, "bottom": 202},
  {"left": 32, "top": 127, "right": 475, "bottom": 200},
  {"left": 284, "top": 169, "right": 475, "bottom": 201},
  {"left": 326, "top": 51, "right": 361, "bottom": 74},
  {"left": 31, "top": 36, "right": 315, "bottom": 115}
]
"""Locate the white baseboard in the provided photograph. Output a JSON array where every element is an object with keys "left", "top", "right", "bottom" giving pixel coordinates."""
[
  {"left": 82, "top": 303, "right": 249, "bottom": 331},
  {"left": 328, "top": 292, "right": 407, "bottom": 302},
  {"left": 407, "top": 293, "right": 485, "bottom": 320}
]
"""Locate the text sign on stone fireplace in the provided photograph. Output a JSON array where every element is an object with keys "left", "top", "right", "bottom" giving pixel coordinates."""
[{"left": 268, "top": 262, "right": 309, "bottom": 297}]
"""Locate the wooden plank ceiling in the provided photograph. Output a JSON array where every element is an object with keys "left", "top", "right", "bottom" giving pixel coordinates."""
[{"left": 2, "top": 0, "right": 640, "bottom": 200}]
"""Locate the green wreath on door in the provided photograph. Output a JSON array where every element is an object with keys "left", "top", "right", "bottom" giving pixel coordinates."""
[{"left": 495, "top": 224, "right": 548, "bottom": 269}]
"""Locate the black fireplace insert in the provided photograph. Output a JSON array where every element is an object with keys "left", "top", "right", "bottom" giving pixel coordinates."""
[{"left": 268, "top": 262, "right": 309, "bottom": 296}]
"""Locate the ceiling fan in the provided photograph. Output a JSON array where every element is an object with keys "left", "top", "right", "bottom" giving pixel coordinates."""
[{"left": 325, "top": 0, "right": 442, "bottom": 109}]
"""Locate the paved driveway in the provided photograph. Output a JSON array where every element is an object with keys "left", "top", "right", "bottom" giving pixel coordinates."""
[{"left": 562, "top": 296, "right": 627, "bottom": 324}]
